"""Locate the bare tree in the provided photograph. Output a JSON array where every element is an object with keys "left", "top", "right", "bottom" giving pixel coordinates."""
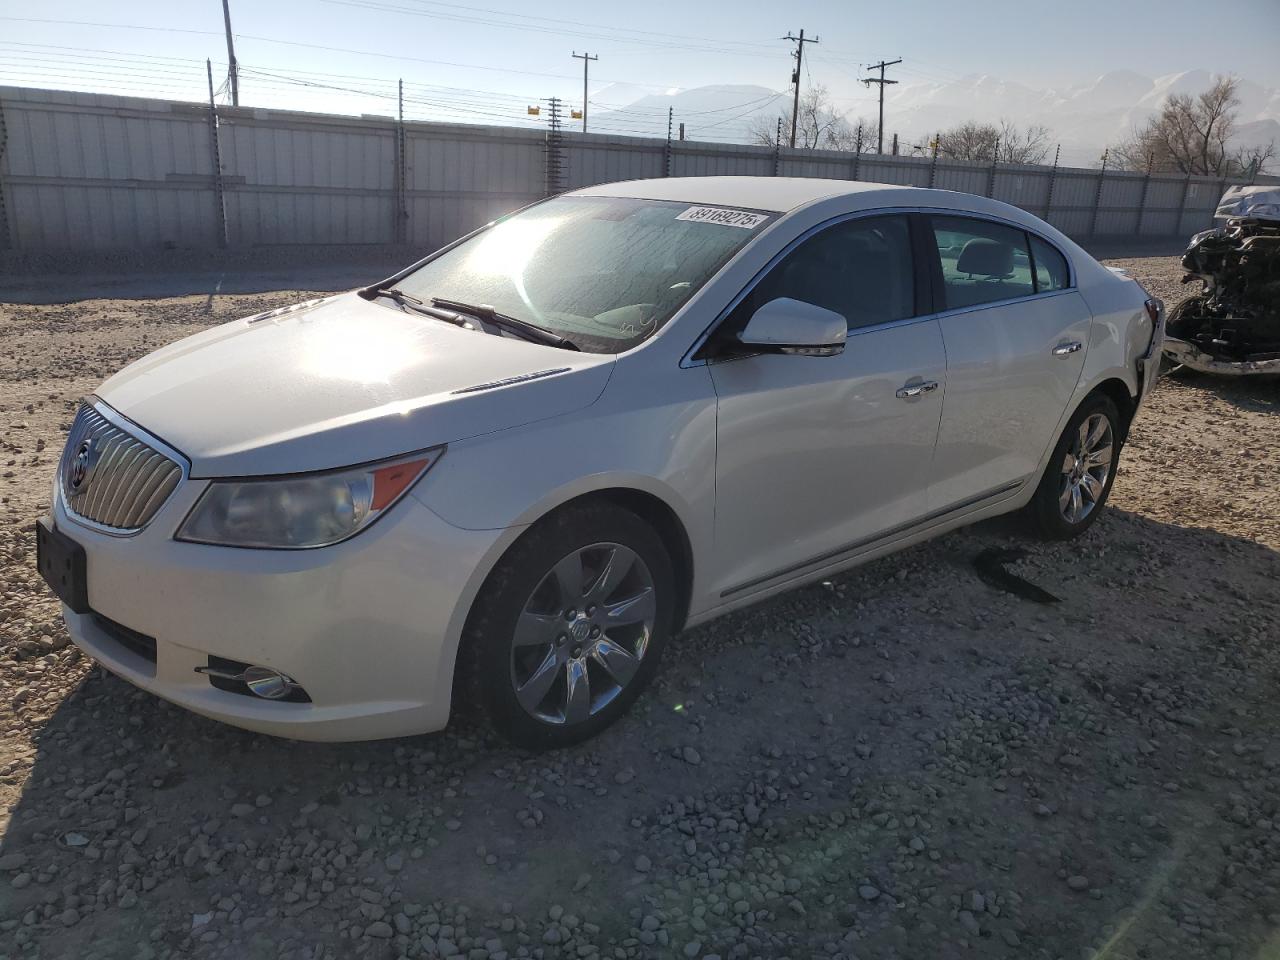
[
  {"left": 934, "top": 120, "right": 1051, "bottom": 164},
  {"left": 1114, "top": 76, "right": 1275, "bottom": 176},
  {"left": 747, "top": 84, "right": 877, "bottom": 152}
]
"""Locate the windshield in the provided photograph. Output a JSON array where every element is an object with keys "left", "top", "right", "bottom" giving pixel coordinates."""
[{"left": 393, "top": 196, "right": 775, "bottom": 353}]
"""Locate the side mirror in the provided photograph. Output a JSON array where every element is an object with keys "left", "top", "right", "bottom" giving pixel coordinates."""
[{"left": 737, "top": 298, "right": 847, "bottom": 357}]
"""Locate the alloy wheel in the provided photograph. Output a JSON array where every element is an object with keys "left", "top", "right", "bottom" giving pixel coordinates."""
[
  {"left": 510, "top": 543, "right": 657, "bottom": 725},
  {"left": 1059, "top": 413, "right": 1113, "bottom": 525}
]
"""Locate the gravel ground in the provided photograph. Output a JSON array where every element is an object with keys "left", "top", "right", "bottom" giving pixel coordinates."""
[{"left": 1, "top": 257, "right": 1279, "bottom": 960}]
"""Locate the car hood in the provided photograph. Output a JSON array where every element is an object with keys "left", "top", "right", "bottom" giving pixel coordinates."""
[{"left": 97, "top": 292, "right": 615, "bottom": 477}]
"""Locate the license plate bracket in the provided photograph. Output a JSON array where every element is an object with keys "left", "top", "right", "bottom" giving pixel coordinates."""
[{"left": 36, "top": 517, "right": 90, "bottom": 614}]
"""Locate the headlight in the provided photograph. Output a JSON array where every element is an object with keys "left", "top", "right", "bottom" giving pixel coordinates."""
[{"left": 176, "top": 449, "right": 442, "bottom": 549}]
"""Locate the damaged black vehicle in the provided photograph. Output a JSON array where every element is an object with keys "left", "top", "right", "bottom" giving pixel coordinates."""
[{"left": 1164, "top": 188, "right": 1280, "bottom": 375}]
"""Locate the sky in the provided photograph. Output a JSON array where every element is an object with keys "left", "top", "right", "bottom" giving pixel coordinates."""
[{"left": 2, "top": 0, "right": 1278, "bottom": 135}]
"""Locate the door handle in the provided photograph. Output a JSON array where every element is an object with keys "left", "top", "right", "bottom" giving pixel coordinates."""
[
  {"left": 895, "top": 380, "right": 939, "bottom": 399},
  {"left": 1052, "top": 341, "right": 1083, "bottom": 356}
]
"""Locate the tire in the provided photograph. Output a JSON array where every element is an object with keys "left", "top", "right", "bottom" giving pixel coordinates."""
[
  {"left": 462, "top": 501, "right": 675, "bottom": 750},
  {"left": 1026, "top": 392, "right": 1122, "bottom": 541}
]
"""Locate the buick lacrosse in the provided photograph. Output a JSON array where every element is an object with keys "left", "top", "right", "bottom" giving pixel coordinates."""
[{"left": 37, "top": 177, "right": 1163, "bottom": 747}]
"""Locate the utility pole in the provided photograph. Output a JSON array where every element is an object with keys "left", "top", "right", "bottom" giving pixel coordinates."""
[
  {"left": 664, "top": 106, "right": 673, "bottom": 177},
  {"left": 571, "top": 51, "right": 597, "bottom": 133},
  {"left": 395, "top": 78, "right": 407, "bottom": 244},
  {"left": 862, "top": 58, "right": 901, "bottom": 154},
  {"left": 782, "top": 29, "right": 819, "bottom": 149},
  {"left": 205, "top": 59, "right": 228, "bottom": 247},
  {"left": 543, "top": 97, "right": 565, "bottom": 195},
  {"left": 221, "top": 0, "right": 239, "bottom": 106}
]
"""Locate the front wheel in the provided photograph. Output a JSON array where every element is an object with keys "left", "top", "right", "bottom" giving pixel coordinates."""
[
  {"left": 1027, "top": 393, "right": 1121, "bottom": 540},
  {"left": 463, "top": 502, "right": 674, "bottom": 749}
]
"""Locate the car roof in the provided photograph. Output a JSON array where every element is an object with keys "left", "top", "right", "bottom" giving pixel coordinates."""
[
  {"left": 572, "top": 176, "right": 898, "bottom": 213},
  {"left": 569, "top": 176, "right": 1093, "bottom": 268}
]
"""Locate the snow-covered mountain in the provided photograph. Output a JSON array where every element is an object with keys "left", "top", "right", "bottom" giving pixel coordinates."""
[
  {"left": 596, "top": 70, "right": 1278, "bottom": 169},
  {"left": 884, "top": 69, "right": 1279, "bottom": 165},
  {"left": 590, "top": 83, "right": 781, "bottom": 141}
]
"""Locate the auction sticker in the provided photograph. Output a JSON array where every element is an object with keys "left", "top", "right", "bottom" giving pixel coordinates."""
[{"left": 675, "top": 206, "right": 769, "bottom": 229}]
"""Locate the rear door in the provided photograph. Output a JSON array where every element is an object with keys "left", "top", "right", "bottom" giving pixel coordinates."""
[
  {"left": 925, "top": 216, "right": 1090, "bottom": 510},
  {"left": 705, "top": 214, "right": 947, "bottom": 599}
]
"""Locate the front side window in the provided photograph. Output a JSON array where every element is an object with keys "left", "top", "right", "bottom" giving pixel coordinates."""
[
  {"left": 728, "top": 214, "right": 916, "bottom": 334},
  {"left": 394, "top": 196, "right": 775, "bottom": 353},
  {"left": 931, "top": 216, "right": 1035, "bottom": 309}
]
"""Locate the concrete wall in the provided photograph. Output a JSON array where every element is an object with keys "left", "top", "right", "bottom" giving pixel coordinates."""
[{"left": 2, "top": 85, "right": 1275, "bottom": 253}]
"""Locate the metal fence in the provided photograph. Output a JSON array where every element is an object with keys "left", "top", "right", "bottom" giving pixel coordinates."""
[{"left": 1, "top": 84, "right": 1276, "bottom": 253}]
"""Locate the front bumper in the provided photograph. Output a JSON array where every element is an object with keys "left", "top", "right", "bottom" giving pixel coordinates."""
[
  {"left": 1162, "top": 337, "right": 1280, "bottom": 376},
  {"left": 52, "top": 481, "right": 505, "bottom": 741}
]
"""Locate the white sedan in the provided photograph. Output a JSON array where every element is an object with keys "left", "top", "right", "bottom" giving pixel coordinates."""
[{"left": 37, "top": 177, "right": 1164, "bottom": 747}]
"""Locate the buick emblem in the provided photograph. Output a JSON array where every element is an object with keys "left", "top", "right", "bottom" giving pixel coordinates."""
[{"left": 69, "top": 439, "right": 95, "bottom": 491}]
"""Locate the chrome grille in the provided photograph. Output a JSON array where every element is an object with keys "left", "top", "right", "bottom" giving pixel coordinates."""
[{"left": 59, "top": 404, "right": 182, "bottom": 532}]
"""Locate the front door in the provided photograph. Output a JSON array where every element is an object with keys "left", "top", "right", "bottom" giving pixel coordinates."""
[{"left": 705, "top": 214, "right": 946, "bottom": 600}]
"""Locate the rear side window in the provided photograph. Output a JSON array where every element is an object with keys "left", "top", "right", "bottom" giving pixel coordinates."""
[
  {"left": 734, "top": 214, "right": 915, "bottom": 331},
  {"left": 931, "top": 216, "right": 1034, "bottom": 309},
  {"left": 1029, "top": 235, "right": 1071, "bottom": 292}
]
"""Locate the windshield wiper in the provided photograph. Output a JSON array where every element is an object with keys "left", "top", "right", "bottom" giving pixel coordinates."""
[
  {"left": 359, "top": 286, "right": 476, "bottom": 329},
  {"left": 430, "top": 298, "right": 579, "bottom": 351},
  {"left": 360, "top": 285, "right": 422, "bottom": 306}
]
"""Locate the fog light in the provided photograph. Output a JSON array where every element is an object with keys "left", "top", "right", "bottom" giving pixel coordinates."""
[
  {"left": 196, "top": 659, "right": 307, "bottom": 702},
  {"left": 242, "top": 666, "right": 296, "bottom": 700}
]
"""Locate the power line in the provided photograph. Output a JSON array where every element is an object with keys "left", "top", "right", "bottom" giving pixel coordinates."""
[
  {"left": 0, "top": 17, "right": 222, "bottom": 37},
  {"left": 319, "top": 0, "right": 785, "bottom": 57},
  {"left": 0, "top": 17, "right": 672, "bottom": 91},
  {"left": 379, "top": 0, "right": 782, "bottom": 51}
]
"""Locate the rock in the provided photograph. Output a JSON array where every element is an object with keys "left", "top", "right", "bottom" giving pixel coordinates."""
[
  {"left": 0, "top": 853, "right": 27, "bottom": 872},
  {"left": 682, "top": 747, "right": 702, "bottom": 765},
  {"left": 683, "top": 940, "right": 702, "bottom": 957},
  {"left": 614, "top": 769, "right": 635, "bottom": 785},
  {"left": 366, "top": 921, "right": 393, "bottom": 939},
  {"left": 385, "top": 852, "right": 404, "bottom": 873},
  {"left": 59, "top": 908, "right": 80, "bottom": 927},
  {"left": 1067, "top": 875, "right": 1090, "bottom": 891},
  {"left": 635, "top": 855, "right": 652, "bottom": 873},
  {"left": 858, "top": 884, "right": 881, "bottom": 901},
  {"left": 958, "top": 910, "right": 981, "bottom": 936},
  {"left": 230, "top": 803, "right": 255, "bottom": 818},
  {"left": 967, "top": 891, "right": 986, "bottom": 913}
]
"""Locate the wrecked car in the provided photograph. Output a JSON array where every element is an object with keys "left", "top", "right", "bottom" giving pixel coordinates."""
[{"left": 1164, "top": 187, "right": 1280, "bottom": 375}]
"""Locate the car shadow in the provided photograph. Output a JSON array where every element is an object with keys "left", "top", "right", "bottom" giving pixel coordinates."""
[
  {"left": 2, "top": 508, "right": 1279, "bottom": 958},
  {"left": 1161, "top": 366, "right": 1280, "bottom": 415}
]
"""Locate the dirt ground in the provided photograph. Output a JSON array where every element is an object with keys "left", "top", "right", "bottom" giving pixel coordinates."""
[{"left": 1, "top": 256, "right": 1278, "bottom": 960}]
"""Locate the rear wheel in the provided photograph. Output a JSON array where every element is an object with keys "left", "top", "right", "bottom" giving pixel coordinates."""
[
  {"left": 463, "top": 502, "right": 674, "bottom": 749},
  {"left": 1027, "top": 393, "right": 1121, "bottom": 540}
]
